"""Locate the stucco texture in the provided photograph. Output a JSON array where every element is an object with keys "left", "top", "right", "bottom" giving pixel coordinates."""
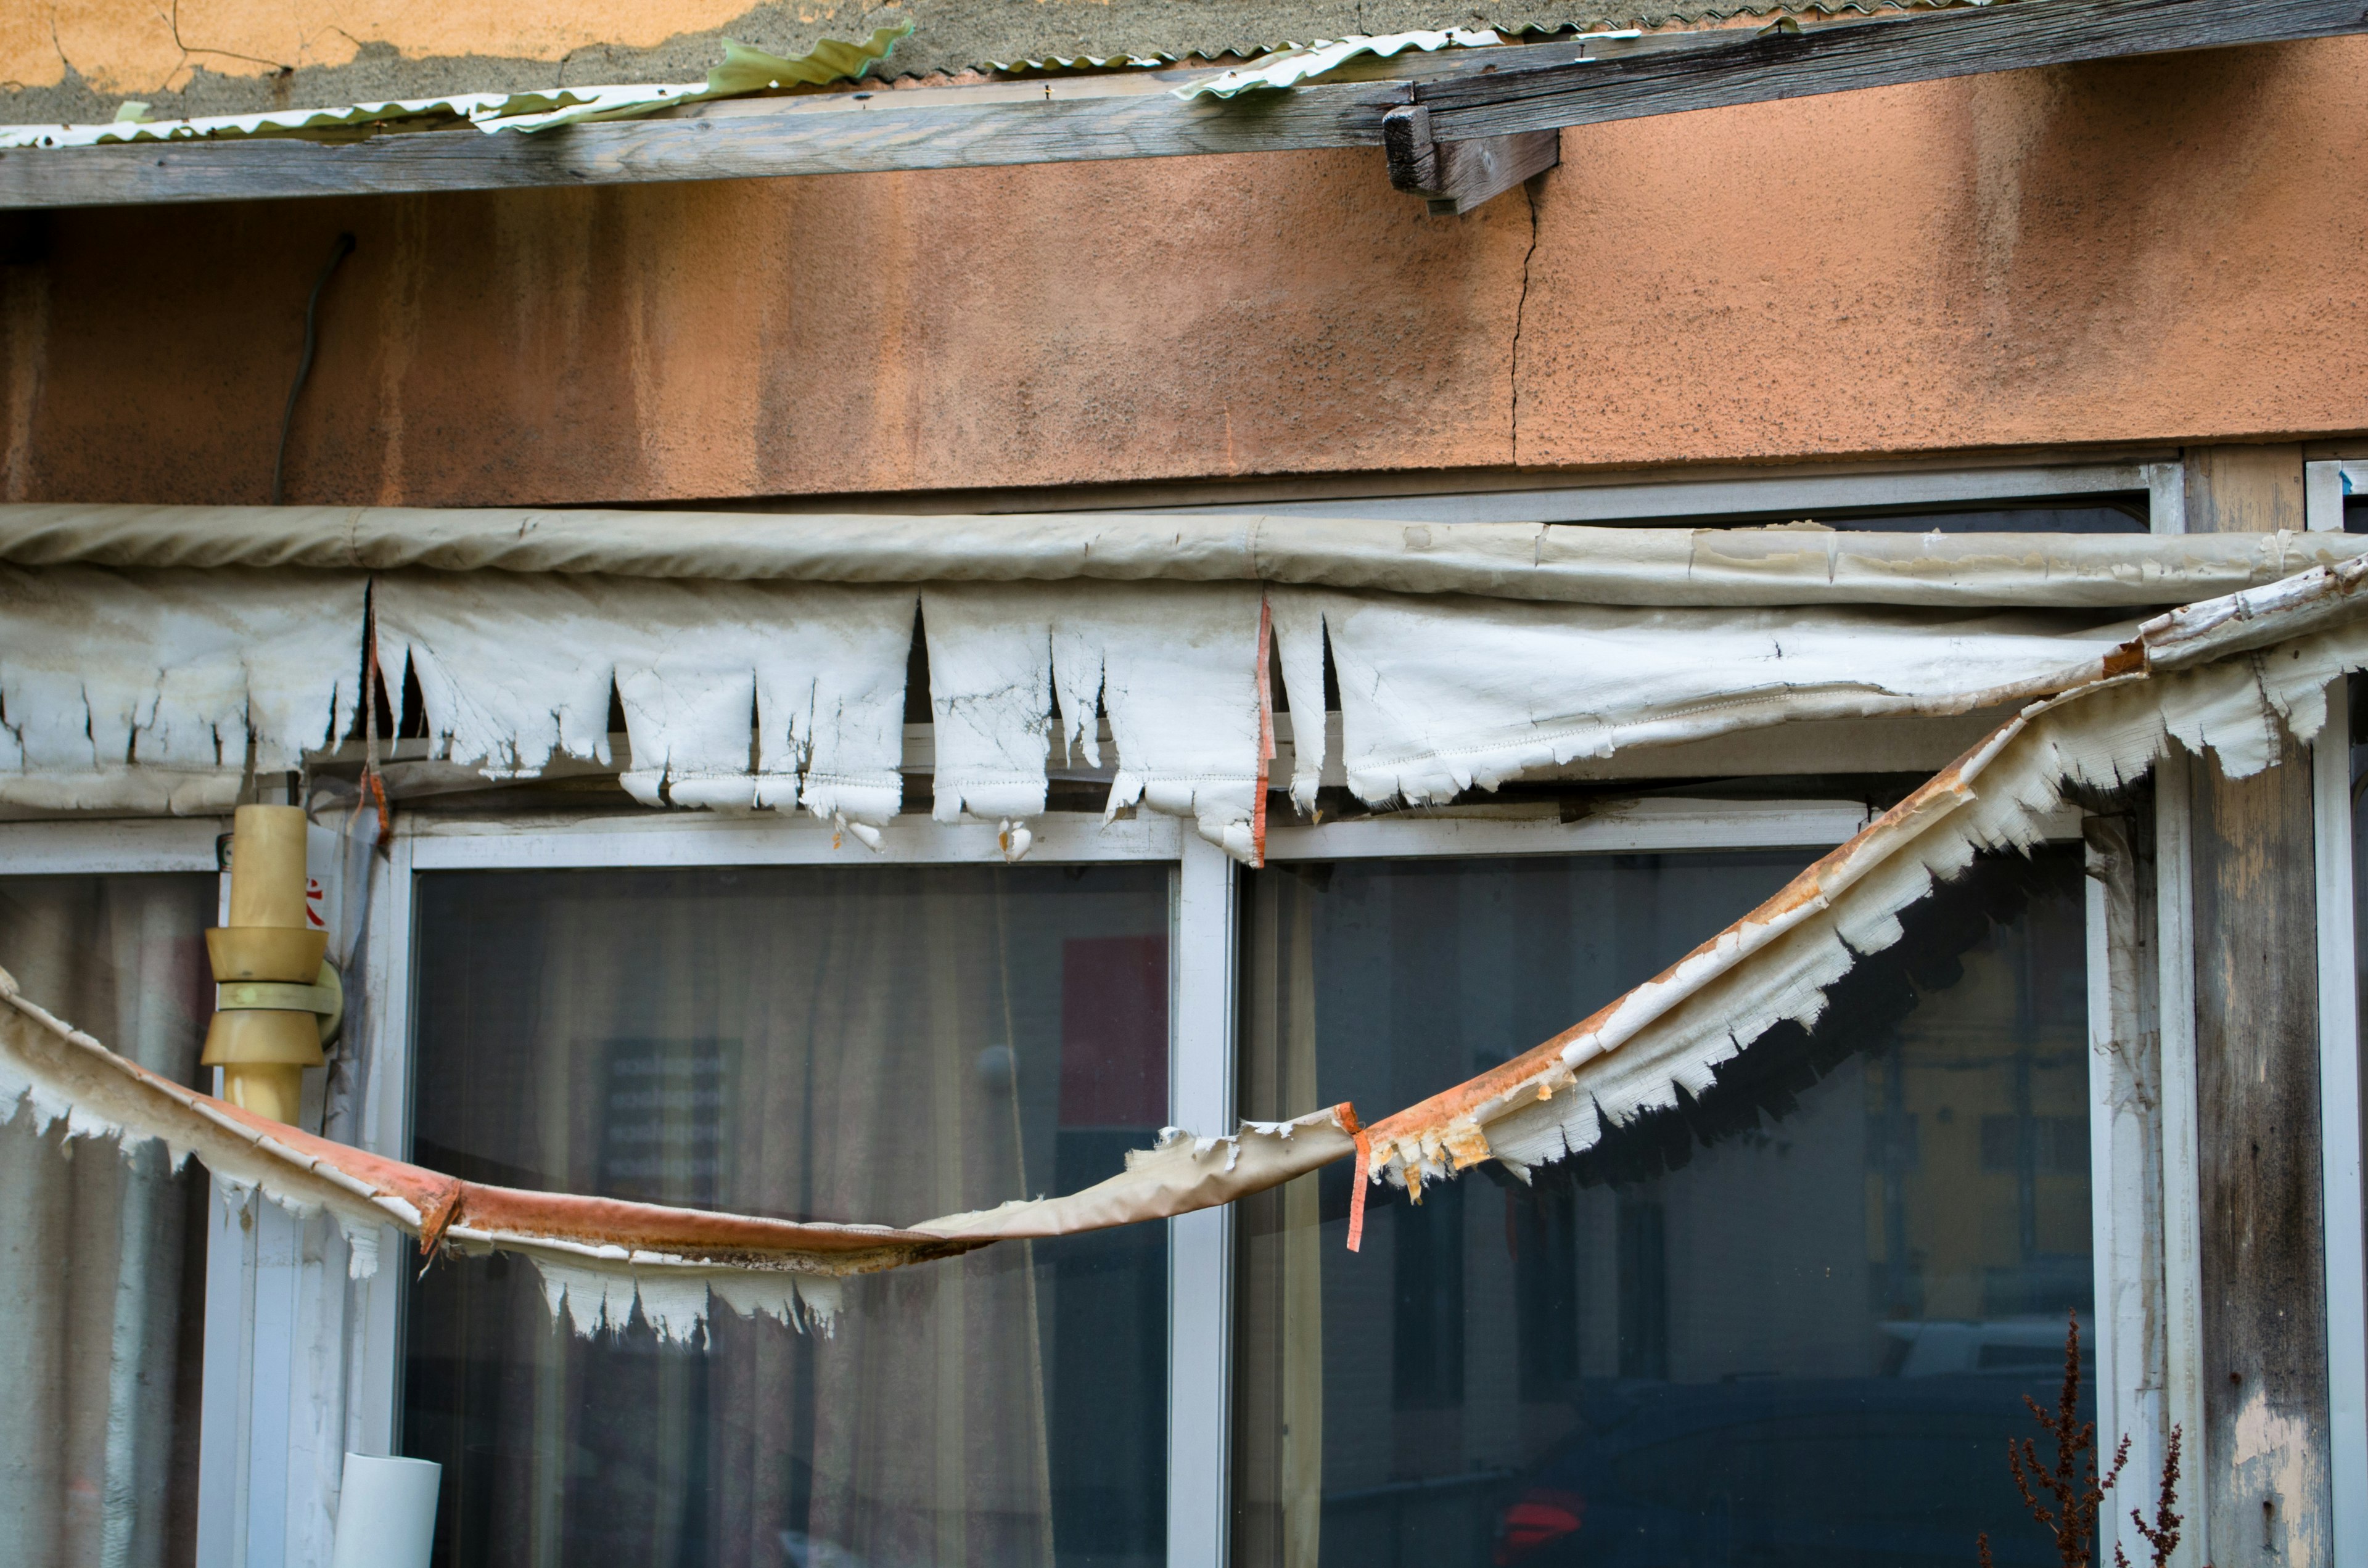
[{"left": 2, "top": 38, "right": 2365, "bottom": 508}]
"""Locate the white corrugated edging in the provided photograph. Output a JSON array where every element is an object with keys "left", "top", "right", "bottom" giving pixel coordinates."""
[
  {"left": 0, "top": 28, "right": 910, "bottom": 150},
  {"left": 1174, "top": 28, "right": 1519, "bottom": 98}
]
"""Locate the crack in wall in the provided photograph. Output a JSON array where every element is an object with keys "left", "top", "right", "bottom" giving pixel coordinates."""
[{"left": 1508, "top": 174, "right": 1541, "bottom": 467}]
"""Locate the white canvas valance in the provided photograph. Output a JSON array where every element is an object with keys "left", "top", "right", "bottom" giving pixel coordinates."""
[
  {"left": 0, "top": 561, "right": 2218, "bottom": 858},
  {"left": 0, "top": 567, "right": 365, "bottom": 814},
  {"left": 1274, "top": 591, "right": 2145, "bottom": 810}
]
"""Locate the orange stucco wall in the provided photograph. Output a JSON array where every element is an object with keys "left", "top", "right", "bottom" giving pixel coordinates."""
[{"left": 3, "top": 36, "right": 2365, "bottom": 507}]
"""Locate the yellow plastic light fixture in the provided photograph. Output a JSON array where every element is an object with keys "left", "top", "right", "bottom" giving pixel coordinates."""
[{"left": 200, "top": 805, "right": 339, "bottom": 1125}]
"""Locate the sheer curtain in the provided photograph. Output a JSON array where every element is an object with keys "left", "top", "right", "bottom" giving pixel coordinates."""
[
  {"left": 0, "top": 873, "right": 215, "bottom": 1568},
  {"left": 405, "top": 863, "right": 1171, "bottom": 1568}
]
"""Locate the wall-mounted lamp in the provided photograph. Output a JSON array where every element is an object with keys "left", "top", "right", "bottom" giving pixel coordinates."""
[{"left": 201, "top": 804, "right": 342, "bottom": 1125}]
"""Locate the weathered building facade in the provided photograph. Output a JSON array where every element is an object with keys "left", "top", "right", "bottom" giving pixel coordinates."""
[{"left": 1, "top": 5, "right": 2364, "bottom": 1568}]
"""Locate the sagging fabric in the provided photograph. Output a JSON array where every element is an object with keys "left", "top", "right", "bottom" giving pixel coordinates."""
[{"left": 0, "top": 966, "right": 1353, "bottom": 1339}]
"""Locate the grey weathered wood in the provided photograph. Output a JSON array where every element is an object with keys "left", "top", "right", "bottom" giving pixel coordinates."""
[
  {"left": 0, "top": 76, "right": 1412, "bottom": 210},
  {"left": 1423, "top": 129, "right": 1558, "bottom": 215},
  {"left": 1418, "top": 0, "right": 2368, "bottom": 141},
  {"left": 0, "top": 0, "right": 2361, "bottom": 208},
  {"left": 1383, "top": 107, "right": 1557, "bottom": 214},
  {"left": 2185, "top": 443, "right": 2335, "bottom": 1568},
  {"left": 1381, "top": 105, "right": 1439, "bottom": 195}
]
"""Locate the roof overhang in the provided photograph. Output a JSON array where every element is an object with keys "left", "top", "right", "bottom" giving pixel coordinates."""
[{"left": 2, "top": 0, "right": 2359, "bottom": 214}]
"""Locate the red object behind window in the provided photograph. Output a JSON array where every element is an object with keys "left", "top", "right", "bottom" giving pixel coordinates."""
[
  {"left": 1059, "top": 934, "right": 1167, "bottom": 1127},
  {"left": 1494, "top": 1488, "right": 1585, "bottom": 1565}
]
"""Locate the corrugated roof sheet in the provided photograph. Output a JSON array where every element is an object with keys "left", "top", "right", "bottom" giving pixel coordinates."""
[{"left": 0, "top": 0, "right": 1963, "bottom": 131}]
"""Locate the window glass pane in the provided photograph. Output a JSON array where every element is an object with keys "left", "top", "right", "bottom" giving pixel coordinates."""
[
  {"left": 0, "top": 872, "right": 215, "bottom": 1566},
  {"left": 403, "top": 863, "right": 1172, "bottom": 1568},
  {"left": 1235, "top": 846, "right": 2093, "bottom": 1568}
]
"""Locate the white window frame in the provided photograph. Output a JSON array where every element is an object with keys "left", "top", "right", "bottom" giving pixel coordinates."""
[
  {"left": 0, "top": 454, "right": 2195, "bottom": 1568},
  {"left": 2307, "top": 459, "right": 2366, "bottom": 1568}
]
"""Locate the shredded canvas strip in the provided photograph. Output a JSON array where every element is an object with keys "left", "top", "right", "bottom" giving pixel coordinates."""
[
  {"left": 1271, "top": 589, "right": 2148, "bottom": 809},
  {"left": 372, "top": 572, "right": 918, "bottom": 829},
  {"left": 0, "top": 962, "right": 1352, "bottom": 1340},
  {"left": 0, "top": 566, "right": 365, "bottom": 813},
  {"left": 921, "top": 583, "right": 1268, "bottom": 856},
  {"left": 1350, "top": 554, "right": 2368, "bottom": 1222}
]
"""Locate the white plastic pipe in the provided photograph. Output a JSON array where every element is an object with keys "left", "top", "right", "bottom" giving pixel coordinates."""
[{"left": 328, "top": 1454, "right": 440, "bottom": 1568}]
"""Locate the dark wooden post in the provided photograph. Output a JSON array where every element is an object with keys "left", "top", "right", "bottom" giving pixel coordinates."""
[{"left": 2185, "top": 443, "right": 2335, "bottom": 1565}]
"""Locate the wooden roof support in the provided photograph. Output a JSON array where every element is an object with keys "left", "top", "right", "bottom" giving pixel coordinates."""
[
  {"left": 0, "top": 0, "right": 2362, "bottom": 210},
  {"left": 1383, "top": 105, "right": 1559, "bottom": 216}
]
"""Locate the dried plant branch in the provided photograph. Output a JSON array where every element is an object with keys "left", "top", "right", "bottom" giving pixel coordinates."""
[
  {"left": 2118, "top": 1424, "right": 2184, "bottom": 1568},
  {"left": 1984, "top": 1311, "right": 2128, "bottom": 1567}
]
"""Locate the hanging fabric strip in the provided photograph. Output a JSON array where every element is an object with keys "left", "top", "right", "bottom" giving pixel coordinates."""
[
  {"left": 0, "top": 566, "right": 366, "bottom": 813},
  {"left": 371, "top": 572, "right": 918, "bottom": 827},
  {"left": 1271, "top": 589, "right": 2148, "bottom": 808},
  {"left": 919, "top": 583, "right": 1268, "bottom": 857},
  {"left": 1354, "top": 555, "right": 2368, "bottom": 1197}
]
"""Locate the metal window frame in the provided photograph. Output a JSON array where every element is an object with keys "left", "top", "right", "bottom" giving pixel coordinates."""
[
  {"left": 1161, "top": 458, "right": 2179, "bottom": 526},
  {"left": 1241, "top": 798, "right": 2114, "bottom": 1564},
  {"left": 2308, "top": 460, "right": 2367, "bottom": 1568}
]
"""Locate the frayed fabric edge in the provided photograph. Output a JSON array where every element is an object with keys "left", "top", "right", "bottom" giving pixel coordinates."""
[{"left": 1355, "top": 556, "right": 2368, "bottom": 1200}]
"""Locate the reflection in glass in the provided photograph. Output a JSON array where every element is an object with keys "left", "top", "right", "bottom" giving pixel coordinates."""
[
  {"left": 403, "top": 864, "right": 1172, "bottom": 1568},
  {"left": 1235, "top": 847, "right": 2092, "bottom": 1568}
]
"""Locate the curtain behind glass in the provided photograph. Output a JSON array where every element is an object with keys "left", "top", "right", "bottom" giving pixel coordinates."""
[
  {"left": 1233, "top": 847, "right": 2095, "bottom": 1568},
  {"left": 0, "top": 873, "right": 216, "bottom": 1568},
  {"left": 405, "top": 864, "right": 1171, "bottom": 1568}
]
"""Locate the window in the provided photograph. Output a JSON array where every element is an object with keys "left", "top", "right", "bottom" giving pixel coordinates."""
[
  {"left": 0, "top": 869, "right": 216, "bottom": 1566},
  {"left": 1232, "top": 842, "right": 2093, "bottom": 1568},
  {"left": 0, "top": 458, "right": 2184, "bottom": 1566},
  {"left": 400, "top": 860, "right": 1174, "bottom": 1568}
]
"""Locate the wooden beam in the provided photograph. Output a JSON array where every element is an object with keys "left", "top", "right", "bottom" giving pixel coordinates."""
[
  {"left": 1415, "top": 0, "right": 2368, "bottom": 140},
  {"left": 2184, "top": 443, "right": 2335, "bottom": 1568},
  {"left": 0, "top": 0, "right": 2361, "bottom": 209},
  {"left": 1382, "top": 105, "right": 1558, "bottom": 215},
  {"left": 0, "top": 76, "right": 1412, "bottom": 210}
]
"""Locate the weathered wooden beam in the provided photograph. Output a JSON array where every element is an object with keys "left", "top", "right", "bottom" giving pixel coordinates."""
[
  {"left": 1381, "top": 105, "right": 1558, "bottom": 215},
  {"left": 1416, "top": 0, "right": 2368, "bottom": 141},
  {"left": 0, "top": 0, "right": 2361, "bottom": 209},
  {"left": 0, "top": 76, "right": 1412, "bottom": 210},
  {"left": 2184, "top": 443, "right": 2335, "bottom": 1568}
]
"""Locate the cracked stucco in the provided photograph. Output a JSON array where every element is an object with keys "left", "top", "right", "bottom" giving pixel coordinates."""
[{"left": 2, "top": 0, "right": 1938, "bottom": 125}]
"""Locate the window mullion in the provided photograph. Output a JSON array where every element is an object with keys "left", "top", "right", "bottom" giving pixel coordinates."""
[{"left": 1170, "top": 832, "right": 1239, "bottom": 1568}]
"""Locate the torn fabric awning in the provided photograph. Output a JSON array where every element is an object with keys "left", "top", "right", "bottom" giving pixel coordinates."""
[
  {"left": 7, "top": 556, "right": 2368, "bottom": 1330},
  {"left": 7, "top": 557, "right": 2216, "bottom": 862},
  {"left": 1350, "top": 552, "right": 2368, "bottom": 1222}
]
